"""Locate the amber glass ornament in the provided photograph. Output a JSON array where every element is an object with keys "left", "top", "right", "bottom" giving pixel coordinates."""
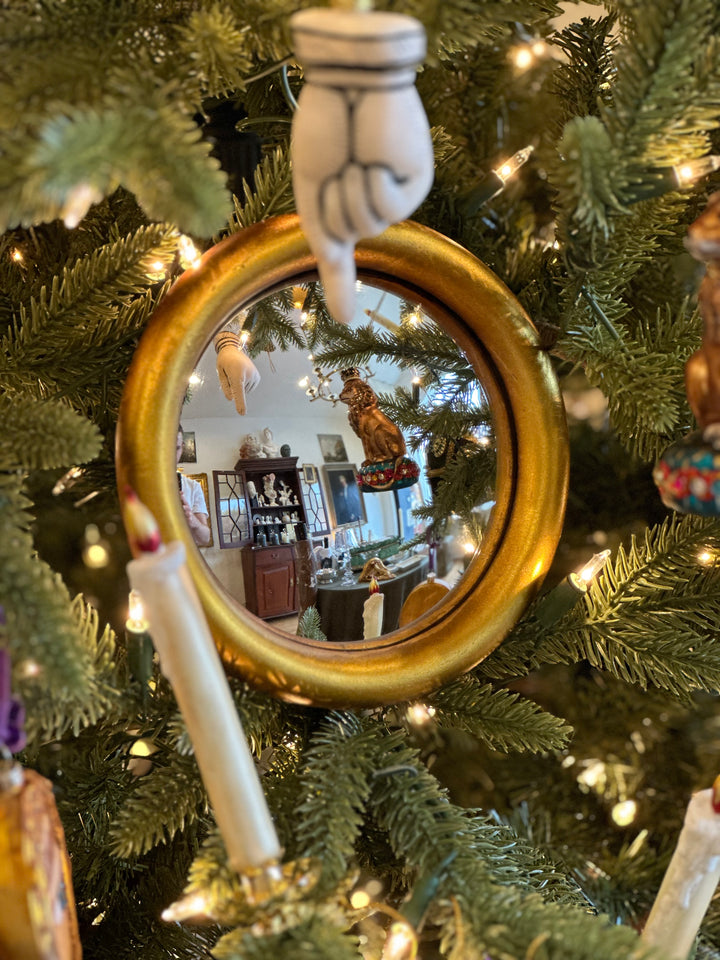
[{"left": 0, "top": 763, "right": 82, "bottom": 960}]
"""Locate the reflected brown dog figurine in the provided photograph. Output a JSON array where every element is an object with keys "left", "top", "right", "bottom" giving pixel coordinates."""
[{"left": 339, "top": 368, "right": 407, "bottom": 466}]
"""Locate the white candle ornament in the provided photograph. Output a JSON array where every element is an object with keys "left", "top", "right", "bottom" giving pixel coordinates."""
[
  {"left": 123, "top": 491, "right": 281, "bottom": 876},
  {"left": 642, "top": 778, "right": 720, "bottom": 960},
  {"left": 290, "top": 7, "right": 434, "bottom": 324},
  {"left": 363, "top": 576, "right": 384, "bottom": 639}
]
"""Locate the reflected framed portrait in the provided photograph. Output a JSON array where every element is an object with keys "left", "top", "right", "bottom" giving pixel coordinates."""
[
  {"left": 323, "top": 464, "right": 366, "bottom": 528},
  {"left": 302, "top": 463, "right": 318, "bottom": 484},
  {"left": 318, "top": 434, "right": 348, "bottom": 463},
  {"left": 185, "top": 472, "right": 213, "bottom": 547}
]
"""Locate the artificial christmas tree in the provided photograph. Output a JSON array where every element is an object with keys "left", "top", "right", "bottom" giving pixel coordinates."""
[{"left": 3, "top": 1, "right": 720, "bottom": 959}]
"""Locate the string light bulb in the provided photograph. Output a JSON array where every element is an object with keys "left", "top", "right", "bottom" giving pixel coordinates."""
[
  {"left": 10, "top": 248, "right": 23, "bottom": 263},
  {"left": 611, "top": 799, "right": 638, "bottom": 827},
  {"left": 382, "top": 920, "right": 418, "bottom": 960},
  {"left": 493, "top": 145, "right": 535, "bottom": 184},
  {"left": 126, "top": 589, "right": 148, "bottom": 632},
  {"left": 406, "top": 703, "right": 436, "bottom": 726},
  {"left": 459, "top": 145, "right": 535, "bottom": 216},
  {"left": 513, "top": 46, "right": 533, "bottom": 69},
  {"left": 511, "top": 40, "right": 548, "bottom": 71},
  {"left": 82, "top": 524, "right": 111, "bottom": 568},
  {"left": 19, "top": 659, "right": 42, "bottom": 678},
  {"left": 575, "top": 549, "right": 612, "bottom": 587},
  {"left": 127, "top": 737, "right": 158, "bottom": 777},
  {"left": 350, "top": 889, "right": 372, "bottom": 909},
  {"left": 52, "top": 465, "right": 84, "bottom": 495},
  {"left": 535, "top": 548, "right": 612, "bottom": 626},
  {"left": 674, "top": 156, "right": 720, "bottom": 188},
  {"left": 161, "top": 891, "right": 212, "bottom": 923},
  {"left": 178, "top": 235, "right": 202, "bottom": 270},
  {"left": 125, "top": 589, "right": 154, "bottom": 697},
  {"left": 145, "top": 259, "right": 167, "bottom": 281}
]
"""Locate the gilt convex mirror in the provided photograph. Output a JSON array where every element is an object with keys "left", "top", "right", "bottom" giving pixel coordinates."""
[{"left": 117, "top": 214, "right": 568, "bottom": 708}]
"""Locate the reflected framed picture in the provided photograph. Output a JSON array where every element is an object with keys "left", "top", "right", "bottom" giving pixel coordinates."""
[
  {"left": 322, "top": 464, "right": 367, "bottom": 528},
  {"left": 318, "top": 433, "right": 349, "bottom": 463},
  {"left": 185, "top": 472, "right": 213, "bottom": 547},
  {"left": 394, "top": 483, "right": 426, "bottom": 541},
  {"left": 179, "top": 431, "right": 197, "bottom": 463}
]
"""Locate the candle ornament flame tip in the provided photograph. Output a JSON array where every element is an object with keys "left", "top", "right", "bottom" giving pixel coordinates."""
[
  {"left": 123, "top": 487, "right": 163, "bottom": 554},
  {"left": 712, "top": 775, "right": 720, "bottom": 812}
]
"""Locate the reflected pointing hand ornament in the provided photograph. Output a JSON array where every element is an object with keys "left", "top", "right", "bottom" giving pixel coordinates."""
[
  {"left": 290, "top": 7, "right": 434, "bottom": 324},
  {"left": 214, "top": 331, "right": 261, "bottom": 415}
]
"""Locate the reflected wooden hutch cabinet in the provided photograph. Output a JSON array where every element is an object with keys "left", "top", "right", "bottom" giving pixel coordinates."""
[
  {"left": 212, "top": 456, "right": 328, "bottom": 620},
  {"left": 241, "top": 544, "right": 296, "bottom": 619}
]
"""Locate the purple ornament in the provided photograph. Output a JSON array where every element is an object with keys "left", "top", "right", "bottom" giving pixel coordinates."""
[{"left": 0, "top": 610, "right": 26, "bottom": 753}]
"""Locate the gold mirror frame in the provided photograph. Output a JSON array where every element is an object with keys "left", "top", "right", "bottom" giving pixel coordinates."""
[{"left": 117, "top": 214, "right": 568, "bottom": 708}]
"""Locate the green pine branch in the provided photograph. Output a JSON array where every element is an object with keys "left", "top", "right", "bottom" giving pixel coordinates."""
[
  {"left": 22, "top": 595, "right": 123, "bottom": 743},
  {"left": 293, "top": 714, "right": 380, "bottom": 893},
  {"left": 488, "top": 515, "right": 720, "bottom": 700},
  {"left": 558, "top": 299, "right": 699, "bottom": 461},
  {"left": 296, "top": 606, "right": 328, "bottom": 641},
  {"left": 1, "top": 474, "right": 101, "bottom": 700},
  {"left": 0, "top": 396, "right": 101, "bottom": 470},
  {"left": 428, "top": 676, "right": 573, "bottom": 753},
  {"left": 247, "top": 287, "right": 306, "bottom": 354},
  {"left": 607, "top": 0, "right": 720, "bottom": 171},
  {"left": 550, "top": 16, "right": 617, "bottom": 130},
  {"left": 313, "top": 319, "right": 470, "bottom": 381},
  {"left": 225, "top": 145, "right": 293, "bottom": 233},
  {"left": 213, "top": 917, "right": 359, "bottom": 960},
  {"left": 110, "top": 752, "right": 208, "bottom": 858},
  {"left": 553, "top": 0, "right": 720, "bottom": 250},
  {"left": 174, "top": 5, "right": 255, "bottom": 100},
  {"left": 365, "top": 728, "right": 649, "bottom": 960},
  {"left": 2, "top": 224, "right": 177, "bottom": 365}
]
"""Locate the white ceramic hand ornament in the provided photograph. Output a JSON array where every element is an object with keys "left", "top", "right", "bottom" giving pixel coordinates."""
[
  {"left": 290, "top": 8, "right": 434, "bottom": 324},
  {"left": 213, "top": 331, "right": 261, "bottom": 415}
]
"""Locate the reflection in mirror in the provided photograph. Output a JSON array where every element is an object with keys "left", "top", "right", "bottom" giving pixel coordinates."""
[{"left": 178, "top": 281, "right": 497, "bottom": 643}]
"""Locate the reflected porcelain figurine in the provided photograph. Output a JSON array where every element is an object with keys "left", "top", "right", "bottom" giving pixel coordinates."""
[
  {"left": 278, "top": 480, "right": 292, "bottom": 506},
  {"left": 260, "top": 427, "right": 281, "bottom": 458},
  {"left": 239, "top": 432, "right": 265, "bottom": 460},
  {"left": 263, "top": 474, "right": 278, "bottom": 505}
]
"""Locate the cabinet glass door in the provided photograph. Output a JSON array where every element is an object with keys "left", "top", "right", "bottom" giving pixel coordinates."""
[{"left": 213, "top": 470, "right": 250, "bottom": 547}]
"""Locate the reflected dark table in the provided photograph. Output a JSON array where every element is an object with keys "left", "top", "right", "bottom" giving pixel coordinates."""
[{"left": 316, "top": 557, "right": 429, "bottom": 642}]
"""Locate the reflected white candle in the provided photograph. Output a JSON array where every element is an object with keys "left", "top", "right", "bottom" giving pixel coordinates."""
[
  {"left": 642, "top": 780, "right": 720, "bottom": 960},
  {"left": 123, "top": 492, "right": 281, "bottom": 875},
  {"left": 363, "top": 577, "right": 384, "bottom": 639}
]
